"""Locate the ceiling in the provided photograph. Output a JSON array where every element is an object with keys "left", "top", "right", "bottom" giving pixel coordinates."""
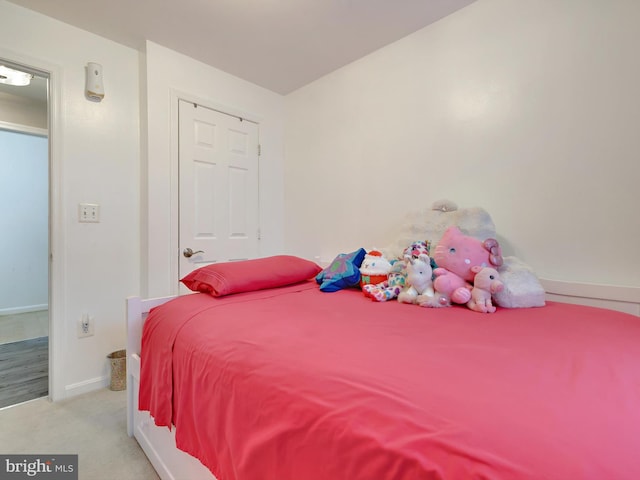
[
  {"left": 0, "top": 74, "right": 47, "bottom": 103},
  {"left": 6, "top": 0, "right": 476, "bottom": 95}
]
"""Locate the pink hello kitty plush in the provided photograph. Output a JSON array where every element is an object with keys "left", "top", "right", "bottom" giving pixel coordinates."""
[{"left": 432, "top": 226, "right": 503, "bottom": 305}]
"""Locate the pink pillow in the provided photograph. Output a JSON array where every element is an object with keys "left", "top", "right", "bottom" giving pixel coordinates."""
[{"left": 181, "top": 255, "right": 322, "bottom": 297}]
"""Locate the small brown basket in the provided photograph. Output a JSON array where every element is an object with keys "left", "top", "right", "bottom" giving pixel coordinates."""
[{"left": 107, "top": 349, "right": 127, "bottom": 391}]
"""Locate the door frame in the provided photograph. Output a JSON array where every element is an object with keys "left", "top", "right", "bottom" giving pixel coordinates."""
[
  {"left": 168, "top": 89, "right": 262, "bottom": 295},
  {"left": 0, "top": 50, "right": 65, "bottom": 401}
]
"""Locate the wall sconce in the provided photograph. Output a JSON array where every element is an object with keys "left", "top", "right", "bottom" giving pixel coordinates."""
[
  {"left": 85, "top": 62, "right": 105, "bottom": 101},
  {"left": 0, "top": 65, "right": 33, "bottom": 86}
]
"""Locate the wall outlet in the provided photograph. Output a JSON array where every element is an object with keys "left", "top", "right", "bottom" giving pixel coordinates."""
[{"left": 78, "top": 314, "right": 95, "bottom": 338}]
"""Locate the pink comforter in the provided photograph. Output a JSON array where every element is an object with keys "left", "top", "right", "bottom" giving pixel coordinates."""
[{"left": 140, "top": 281, "right": 640, "bottom": 480}]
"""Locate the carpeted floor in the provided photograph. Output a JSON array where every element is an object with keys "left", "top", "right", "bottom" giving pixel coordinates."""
[
  {"left": 0, "top": 388, "right": 160, "bottom": 480},
  {"left": 0, "top": 336, "right": 48, "bottom": 408}
]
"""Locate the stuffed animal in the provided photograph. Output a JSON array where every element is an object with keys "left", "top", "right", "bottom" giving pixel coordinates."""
[
  {"left": 467, "top": 266, "right": 504, "bottom": 313},
  {"left": 380, "top": 201, "right": 496, "bottom": 260},
  {"left": 493, "top": 256, "right": 546, "bottom": 308},
  {"left": 403, "top": 240, "right": 431, "bottom": 260},
  {"left": 316, "top": 248, "right": 367, "bottom": 292},
  {"left": 431, "top": 268, "right": 470, "bottom": 304},
  {"left": 432, "top": 226, "right": 503, "bottom": 305},
  {"left": 400, "top": 241, "right": 449, "bottom": 308},
  {"left": 363, "top": 260, "right": 407, "bottom": 302},
  {"left": 359, "top": 250, "right": 392, "bottom": 289},
  {"left": 382, "top": 200, "right": 545, "bottom": 309},
  {"left": 397, "top": 253, "right": 436, "bottom": 304},
  {"left": 363, "top": 240, "right": 430, "bottom": 302}
]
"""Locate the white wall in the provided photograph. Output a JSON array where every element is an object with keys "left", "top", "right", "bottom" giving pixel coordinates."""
[
  {"left": 0, "top": 130, "right": 48, "bottom": 314},
  {"left": 0, "top": 1, "right": 140, "bottom": 398},
  {"left": 144, "top": 42, "right": 285, "bottom": 297},
  {"left": 284, "top": 0, "right": 640, "bottom": 288},
  {"left": 0, "top": 92, "right": 47, "bottom": 129}
]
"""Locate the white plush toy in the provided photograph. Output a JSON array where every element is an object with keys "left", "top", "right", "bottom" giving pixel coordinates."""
[
  {"left": 381, "top": 199, "right": 497, "bottom": 260},
  {"left": 397, "top": 253, "right": 436, "bottom": 305},
  {"left": 493, "top": 256, "right": 545, "bottom": 308}
]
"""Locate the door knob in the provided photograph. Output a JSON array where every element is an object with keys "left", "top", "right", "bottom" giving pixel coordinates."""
[{"left": 183, "top": 248, "right": 204, "bottom": 258}]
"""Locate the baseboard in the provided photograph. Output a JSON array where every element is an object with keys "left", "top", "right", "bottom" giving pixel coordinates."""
[
  {"left": 0, "top": 304, "right": 48, "bottom": 315},
  {"left": 540, "top": 278, "right": 640, "bottom": 317},
  {"left": 64, "top": 375, "right": 109, "bottom": 398}
]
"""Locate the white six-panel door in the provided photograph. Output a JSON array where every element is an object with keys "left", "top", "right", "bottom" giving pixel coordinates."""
[{"left": 178, "top": 100, "right": 260, "bottom": 288}]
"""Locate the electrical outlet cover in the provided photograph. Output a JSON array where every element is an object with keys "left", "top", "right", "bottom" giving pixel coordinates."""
[{"left": 77, "top": 314, "right": 95, "bottom": 338}]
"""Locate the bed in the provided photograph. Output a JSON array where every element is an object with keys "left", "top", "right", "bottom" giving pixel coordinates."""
[{"left": 127, "top": 264, "right": 640, "bottom": 480}]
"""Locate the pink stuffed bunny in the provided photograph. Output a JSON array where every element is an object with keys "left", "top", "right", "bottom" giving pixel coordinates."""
[
  {"left": 467, "top": 266, "right": 504, "bottom": 313},
  {"left": 432, "top": 226, "right": 503, "bottom": 305}
]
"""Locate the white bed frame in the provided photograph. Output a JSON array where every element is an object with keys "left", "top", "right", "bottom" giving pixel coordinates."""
[{"left": 126, "top": 281, "right": 639, "bottom": 480}]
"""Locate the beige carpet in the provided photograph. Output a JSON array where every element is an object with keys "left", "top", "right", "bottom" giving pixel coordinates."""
[{"left": 0, "top": 388, "right": 160, "bottom": 480}]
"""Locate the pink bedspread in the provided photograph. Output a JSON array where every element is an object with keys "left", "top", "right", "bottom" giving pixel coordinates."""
[{"left": 140, "top": 281, "right": 640, "bottom": 480}]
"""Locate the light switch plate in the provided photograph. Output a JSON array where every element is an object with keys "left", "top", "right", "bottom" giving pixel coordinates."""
[{"left": 79, "top": 203, "right": 100, "bottom": 223}]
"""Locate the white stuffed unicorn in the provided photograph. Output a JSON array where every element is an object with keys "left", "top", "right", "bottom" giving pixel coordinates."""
[{"left": 397, "top": 254, "right": 435, "bottom": 304}]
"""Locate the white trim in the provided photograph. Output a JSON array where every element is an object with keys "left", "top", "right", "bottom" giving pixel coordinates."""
[
  {"left": 0, "top": 120, "right": 47, "bottom": 137},
  {"left": 541, "top": 278, "right": 640, "bottom": 317},
  {"left": 0, "top": 396, "right": 45, "bottom": 412},
  {"left": 169, "top": 89, "right": 263, "bottom": 126},
  {"left": 48, "top": 61, "right": 66, "bottom": 402},
  {"left": 540, "top": 278, "right": 640, "bottom": 303},
  {"left": 168, "top": 93, "right": 179, "bottom": 296},
  {"left": 0, "top": 304, "right": 48, "bottom": 315},
  {"left": 64, "top": 375, "right": 109, "bottom": 397},
  {"left": 0, "top": 48, "right": 66, "bottom": 402}
]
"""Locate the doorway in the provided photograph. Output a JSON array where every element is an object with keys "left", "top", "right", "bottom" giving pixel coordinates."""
[
  {"left": 0, "top": 60, "right": 49, "bottom": 408},
  {"left": 177, "top": 99, "right": 260, "bottom": 292}
]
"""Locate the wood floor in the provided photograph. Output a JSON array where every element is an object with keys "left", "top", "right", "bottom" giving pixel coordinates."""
[{"left": 0, "top": 336, "right": 48, "bottom": 409}]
